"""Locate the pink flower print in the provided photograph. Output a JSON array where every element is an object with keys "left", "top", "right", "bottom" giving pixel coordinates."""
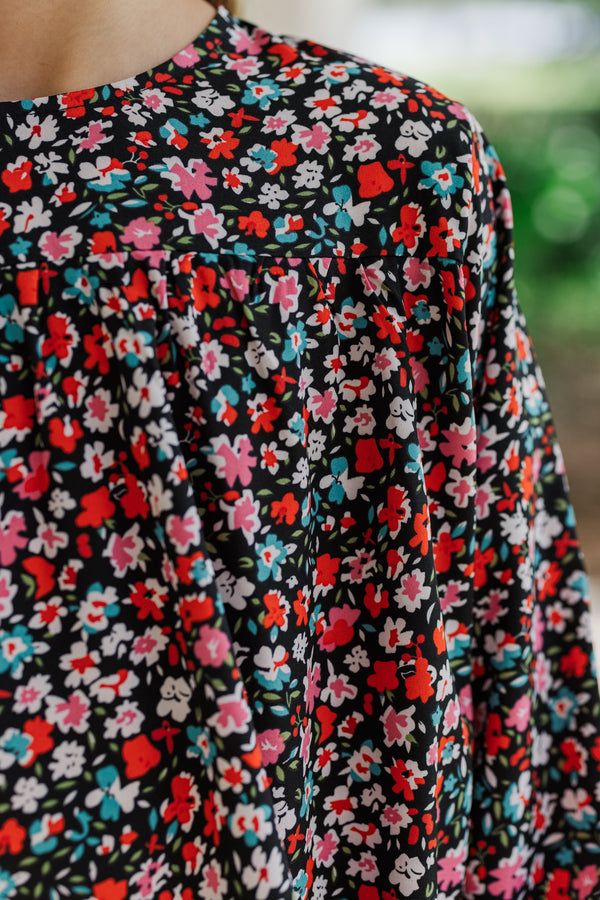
[
  {"left": 0, "top": 570, "right": 17, "bottom": 620},
  {"left": 166, "top": 511, "right": 202, "bottom": 555},
  {"left": 224, "top": 490, "right": 261, "bottom": 545},
  {"left": 265, "top": 269, "right": 300, "bottom": 323},
  {"left": 0, "top": 511, "right": 28, "bottom": 566},
  {"left": 306, "top": 386, "right": 337, "bottom": 424},
  {"left": 46, "top": 690, "right": 91, "bottom": 734},
  {"left": 200, "top": 859, "right": 228, "bottom": 898},
  {"left": 440, "top": 417, "right": 477, "bottom": 468},
  {"left": 220, "top": 267, "right": 251, "bottom": 302},
  {"left": 104, "top": 523, "right": 145, "bottom": 577},
  {"left": 438, "top": 845, "right": 468, "bottom": 892},
  {"left": 304, "top": 661, "right": 322, "bottom": 715},
  {"left": 139, "top": 88, "right": 174, "bottom": 114},
  {"left": 227, "top": 55, "right": 263, "bottom": 78},
  {"left": 381, "top": 802, "right": 411, "bottom": 832},
  {"left": 300, "top": 717, "right": 312, "bottom": 767},
  {"left": 313, "top": 829, "right": 339, "bottom": 866},
  {"left": 257, "top": 728, "right": 285, "bottom": 766},
  {"left": 231, "top": 24, "right": 271, "bottom": 56},
  {"left": 476, "top": 429, "right": 497, "bottom": 475},
  {"left": 76, "top": 121, "right": 112, "bottom": 152},
  {"left": 410, "top": 356, "right": 429, "bottom": 392},
  {"left": 443, "top": 697, "right": 461, "bottom": 732},
  {"left": 359, "top": 259, "right": 386, "bottom": 296},
  {"left": 381, "top": 705, "right": 416, "bottom": 751},
  {"left": 208, "top": 682, "right": 252, "bottom": 737},
  {"left": 475, "top": 476, "right": 495, "bottom": 519},
  {"left": 488, "top": 848, "right": 528, "bottom": 899},
  {"left": 446, "top": 100, "right": 471, "bottom": 122},
  {"left": 183, "top": 203, "right": 226, "bottom": 248},
  {"left": 439, "top": 580, "right": 463, "bottom": 614},
  {"left": 121, "top": 217, "right": 161, "bottom": 250},
  {"left": 208, "top": 434, "right": 258, "bottom": 488},
  {"left": 574, "top": 865, "right": 599, "bottom": 899},
  {"left": 403, "top": 255, "right": 435, "bottom": 290},
  {"left": 161, "top": 157, "right": 218, "bottom": 201},
  {"left": 322, "top": 671, "right": 358, "bottom": 707},
  {"left": 194, "top": 624, "right": 231, "bottom": 667},
  {"left": 13, "top": 674, "right": 52, "bottom": 714},
  {"left": 172, "top": 42, "right": 202, "bottom": 68},
  {"left": 532, "top": 603, "right": 545, "bottom": 654},
  {"left": 499, "top": 184, "right": 514, "bottom": 230},
  {"left": 505, "top": 695, "right": 531, "bottom": 733},
  {"left": 318, "top": 604, "right": 361, "bottom": 653},
  {"left": 458, "top": 684, "right": 474, "bottom": 724},
  {"left": 84, "top": 389, "right": 118, "bottom": 433},
  {"left": 38, "top": 225, "right": 83, "bottom": 263},
  {"left": 292, "top": 122, "right": 332, "bottom": 154}
]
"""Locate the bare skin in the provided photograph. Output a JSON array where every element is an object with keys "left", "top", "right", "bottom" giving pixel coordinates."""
[{"left": 0, "top": 0, "right": 217, "bottom": 102}]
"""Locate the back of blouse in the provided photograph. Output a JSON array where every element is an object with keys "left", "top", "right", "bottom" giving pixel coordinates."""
[{"left": 0, "top": 4, "right": 599, "bottom": 899}]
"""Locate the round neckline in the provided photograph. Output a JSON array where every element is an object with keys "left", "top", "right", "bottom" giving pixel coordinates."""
[{"left": 0, "top": 3, "right": 232, "bottom": 118}]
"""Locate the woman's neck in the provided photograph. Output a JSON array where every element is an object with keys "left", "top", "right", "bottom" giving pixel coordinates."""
[{"left": 0, "top": 0, "right": 216, "bottom": 102}]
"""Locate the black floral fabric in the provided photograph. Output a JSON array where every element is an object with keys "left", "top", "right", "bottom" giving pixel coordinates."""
[{"left": 1, "top": 5, "right": 599, "bottom": 899}]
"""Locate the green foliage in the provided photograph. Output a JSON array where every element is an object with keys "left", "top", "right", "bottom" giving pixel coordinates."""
[{"left": 483, "top": 109, "right": 600, "bottom": 343}]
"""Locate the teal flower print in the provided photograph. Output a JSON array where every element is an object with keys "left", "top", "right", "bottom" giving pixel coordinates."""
[
  {"left": 282, "top": 320, "right": 308, "bottom": 364},
  {"left": 321, "top": 456, "right": 365, "bottom": 504},
  {"left": 29, "top": 815, "right": 62, "bottom": 856},
  {"left": 62, "top": 267, "right": 99, "bottom": 305},
  {"left": 85, "top": 764, "right": 139, "bottom": 822},
  {"left": 323, "top": 184, "right": 369, "bottom": 232},
  {"left": 0, "top": 625, "right": 34, "bottom": 678},
  {"left": 418, "top": 160, "right": 465, "bottom": 209},
  {"left": 242, "top": 79, "right": 282, "bottom": 110},
  {"left": 550, "top": 687, "right": 578, "bottom": 733},
  {"left": 300, "top": 771, "right": 315, "bottom": 819},
  {"left": 0, "top": 728, "right": 32, "bottom": 765},
  {"left": 0, "top": 292, "right": 22, "bottom": 342},
  {"left": 247, "top": 144, "right": 279, "bottom": 175},
  {"left": 255, "top": 534, "right": 289, "bottom": 582},
  {"left": 186, "top": 725, "right": 218, "bottom": 767},
  {"left": 0, "top": 868, "right": 21, "bottom": 898},
  {"left": 274, "top": 214, "right": 301, "bottom": 243}
]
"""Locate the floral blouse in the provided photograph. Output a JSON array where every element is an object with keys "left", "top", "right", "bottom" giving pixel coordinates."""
[{"left": 1, "top": 4, "right": 599, "bottom": 899}]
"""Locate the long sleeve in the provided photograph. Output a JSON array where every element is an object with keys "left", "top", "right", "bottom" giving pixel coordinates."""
[{"left": 459, "top": 111, "right": 600, "bottom": 896}]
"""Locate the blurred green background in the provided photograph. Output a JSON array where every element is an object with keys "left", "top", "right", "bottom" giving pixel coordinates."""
[{"left": 241, "top": 0, "right": 600, "bottom": 587}]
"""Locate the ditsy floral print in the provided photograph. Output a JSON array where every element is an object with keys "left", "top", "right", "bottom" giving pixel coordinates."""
[{"left": 1, "top": 4, "right": 599, "bottom": 899}]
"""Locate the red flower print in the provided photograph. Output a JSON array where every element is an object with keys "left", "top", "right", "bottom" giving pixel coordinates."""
[
  {"left": 0, "top": 818, "right": 26, "bottom": 856},
  {"left": 40, "top": 313, "right": 78, "bottom": 362},
  {"left": 357, "top": 161, "right": 394, "bottom": 199},
  {"left": 1, "top": 158, "right": 33, "bottom": 193},
  {"left": 92, "top": 879, "right": 128, "bottom": 900},
  {"left": 2, "top": 395, "right": 35, "bottom": 433},
  {"left": 367, "top": 661, "right": 399, "bottom": 692},
  {"left": 404, "top": 656, "right": 434, "bottom": 703},
  {"left": 192, "top": 265, "right": 220, "bottom": 311},
  {"left": 364, "top": 582, "right": 390, "bottom": 619},
  {"left": 74, "top": 486, "right": 116, "bottom": 528},
  {"left": 391, "top": 202, "right": 425, "bottom": 250},
  {"left": 163, "top": 774, "right": 199, "bottom": 829},
  {"left": 48, "top": 416, "right": 84, "bottom": 453},
  {"left": 122, "top": 735, "right": 162, "bottom": 779},
  {"left": 355, "top": 438, "right": 384, "bottom": 473},
  {"left": 238, "top": 209, "right": 270, "bottom": 237},
  {"left": 485, "top": 712, "right": 510, "bottom": 758}
]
